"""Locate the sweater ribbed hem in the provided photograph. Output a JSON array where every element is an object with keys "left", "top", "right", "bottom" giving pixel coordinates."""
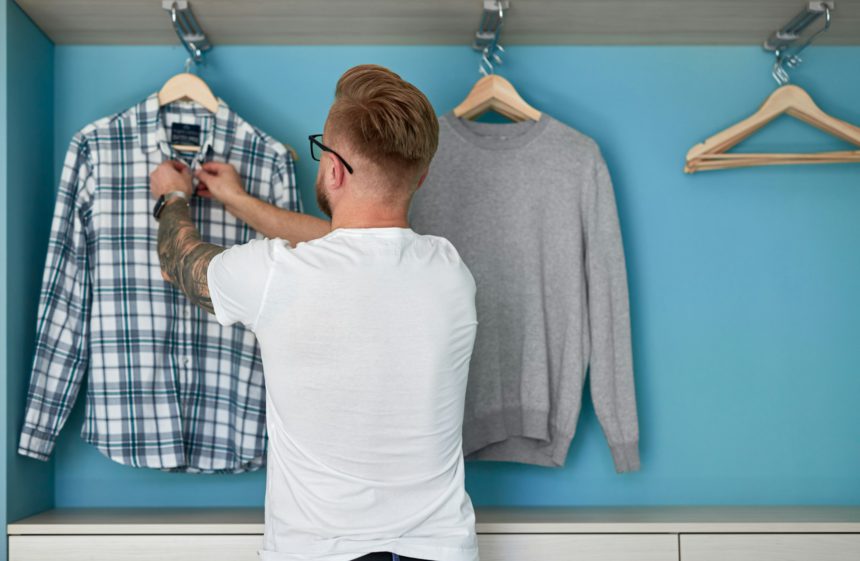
[
  {"left": 463, "top": 407, "right": 578, "bottom": 468},
  {"left": 464, "top": 432, "right": 574, "bottom": 468},
  {"left": 463, "top": 406, "right": 552, "bottom": 457},
  {"left": 463, "top": 409, "right": 641, "bottom": 471}
]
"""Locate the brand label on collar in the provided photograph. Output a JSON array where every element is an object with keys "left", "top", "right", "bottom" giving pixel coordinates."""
[{"left": 171, "top": 123, "right": 201, "bottom": 147}]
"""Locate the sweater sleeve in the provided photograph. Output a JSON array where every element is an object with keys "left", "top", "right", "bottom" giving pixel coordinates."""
[{"left": 581, "top": 148, "right": 641, "bottom": 473}]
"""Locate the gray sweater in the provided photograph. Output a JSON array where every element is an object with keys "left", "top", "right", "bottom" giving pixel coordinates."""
[{"left": 409, "top": 112, "right": 640, "bottom": 473}]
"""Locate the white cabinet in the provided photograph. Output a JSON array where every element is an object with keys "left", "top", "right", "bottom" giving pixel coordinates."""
[
  {"left": 7, "top": 506, "right": 860, "bottom": 561},
  {"left": 9, "top": 533, "right": 680, "bottom": 561},
  {"left": 9, "top": 535, "right": 263, "bottom": 561},
  {"left": 680, "top": 533, "right": 860, "bottom": 561},
  {"left": 477, "top": 534, "right": 678, "bottom": 561}
]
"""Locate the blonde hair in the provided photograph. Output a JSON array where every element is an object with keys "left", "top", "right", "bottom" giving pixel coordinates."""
[{"left": 327, "top": 64, "right": 439, "bottom": 190}]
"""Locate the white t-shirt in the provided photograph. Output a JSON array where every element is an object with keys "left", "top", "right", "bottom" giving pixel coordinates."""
[{"left": 207, "top": 227, "right": 480, "bottom": 561}]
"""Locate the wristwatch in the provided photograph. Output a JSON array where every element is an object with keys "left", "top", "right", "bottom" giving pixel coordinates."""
[{"left": 153, "top": 190, "right": 190, "bottom": 221}]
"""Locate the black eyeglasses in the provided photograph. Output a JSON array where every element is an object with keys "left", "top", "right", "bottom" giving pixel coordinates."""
[{"left": 308, "top": 134, "right": 354, "bottom": 174}]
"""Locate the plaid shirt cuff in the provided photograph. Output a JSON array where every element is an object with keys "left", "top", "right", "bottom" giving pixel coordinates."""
[{"left": 18, "top": 424, "right": 57, "bottom": 461}]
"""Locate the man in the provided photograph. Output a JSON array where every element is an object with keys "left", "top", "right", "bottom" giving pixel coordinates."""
[{"left": 150, "top": 65, "right": 480, "bottom": 561}]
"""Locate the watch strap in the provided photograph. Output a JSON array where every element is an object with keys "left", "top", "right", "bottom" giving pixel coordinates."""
[
  {"left": 153, "top": 190, "right": 190, "bottom": 221},
  {"left": 164, "top": 190, "right": 189, "bottom": 203}
]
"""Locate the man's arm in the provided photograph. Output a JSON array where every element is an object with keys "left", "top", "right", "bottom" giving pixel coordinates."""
[
  {"left": 222, "top": 192, "right": 331, "bottom": 244},
  {"left": 157, "top": 199, "right": 223, "bottom": 314},
  {"left": 196, "top": 162, "right": 331, "bottom": 244},
  {"left": 150, "top": 160, "right": 223, "bottom": 314}
]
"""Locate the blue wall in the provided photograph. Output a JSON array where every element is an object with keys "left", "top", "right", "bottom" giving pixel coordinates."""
[
  {"left": 3, "top": 2, "right": 55, "bottom": 560},
  {"left": 1, "top": 5, "right": 7, "bottom": 559},
  {"left": 11, "top": 43, "right": 856, "bottom": 509},
  {"left": 5, "top": 0, "right": 55, "bottom": 520}
]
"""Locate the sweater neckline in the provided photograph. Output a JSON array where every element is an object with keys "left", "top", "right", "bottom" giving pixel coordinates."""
[{"left": 443, "top": 111, "right": 550, "bottom": 150}]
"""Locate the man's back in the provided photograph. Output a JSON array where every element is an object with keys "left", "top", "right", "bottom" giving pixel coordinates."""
[{"left": 208, "top": 227, "right": 480, "bottom": 561}]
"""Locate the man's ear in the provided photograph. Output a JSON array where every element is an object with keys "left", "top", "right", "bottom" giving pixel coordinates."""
[{"left": 327, "top": 153, "right": 347, "bottom": 191}]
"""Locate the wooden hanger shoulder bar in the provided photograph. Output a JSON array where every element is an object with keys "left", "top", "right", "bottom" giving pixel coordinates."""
[
  {"left": 453, "top": 74, "right": 541, "bottom": 122},
  {"left": 685, "top": 85, "right": 860, "bottom": 173},
  {"left": 158, "top": 72, "right": 219, "bottom": 114},
  {"left": 685, "top": 150, "right": 860, "bottom": 173}
]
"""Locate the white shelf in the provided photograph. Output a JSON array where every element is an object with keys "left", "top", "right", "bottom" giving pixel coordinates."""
[{"left": 8, "top": 506, "right": 860, "bottom": 535}]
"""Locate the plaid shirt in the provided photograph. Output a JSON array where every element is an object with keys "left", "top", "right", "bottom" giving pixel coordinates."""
[{"left": 18, "top": 92, "right": 301, "bottom": 473}]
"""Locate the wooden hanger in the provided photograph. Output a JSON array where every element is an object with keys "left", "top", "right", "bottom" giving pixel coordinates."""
[
  {"left": 157, "top": 72, "right": 300, "bottom": 162},
  {"left": 685, "top": 84, "right": 860, "bottom": 173},
  {"left": 453, "top": 74, "right": 541, "bottom": 122},
  {"left": 158, "top": 72, "right": 219, "bottom": 152}
]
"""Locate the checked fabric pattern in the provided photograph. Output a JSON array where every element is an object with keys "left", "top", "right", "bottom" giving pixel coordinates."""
[{"left": 18, "top": 92, "right": 301, "bottom": 473}]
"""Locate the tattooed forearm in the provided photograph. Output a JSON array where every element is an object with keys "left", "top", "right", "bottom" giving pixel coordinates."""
[{"left": 157, "top": 199, "right": 224, "bottom": 314}]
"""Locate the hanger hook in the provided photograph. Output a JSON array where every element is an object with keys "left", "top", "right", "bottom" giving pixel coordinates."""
[
  {"left": 772, "top": 48, "right": 790, "bottom": 85},
  {"left": 479, "top": 43, "right": 505, "bottom": 76},
  {"left": 480, "top": 46, "right": 494, "bottom": 76}
]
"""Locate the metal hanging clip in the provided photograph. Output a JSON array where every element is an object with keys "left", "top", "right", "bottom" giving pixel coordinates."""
[
  {"left": 162, "top": 1, "right": 212, "bottom": 67},
  {"left": 763, "top": 2, "right": 835, "bottom": 85},
  {"left": 473, "top": 1, "right": 510, "bottom": 76}
]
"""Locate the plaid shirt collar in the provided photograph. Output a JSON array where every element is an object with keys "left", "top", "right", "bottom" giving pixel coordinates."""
[{"left": 137, "top": 91, "right": 238, "bottom": 159}]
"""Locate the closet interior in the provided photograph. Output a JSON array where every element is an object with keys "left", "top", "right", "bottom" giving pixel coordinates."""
[{"left": 2, "top": 1, "right": 859, "bottom": 561}]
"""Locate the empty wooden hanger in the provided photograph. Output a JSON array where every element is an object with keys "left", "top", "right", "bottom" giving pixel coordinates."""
[{"left": 685, "top": 84, "right": 860, "bottom": 173}]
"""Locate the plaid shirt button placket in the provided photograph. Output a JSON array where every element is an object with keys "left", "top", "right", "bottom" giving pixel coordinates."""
[{"left": 18, "top": 92, "right": 301, "bottom": 473}]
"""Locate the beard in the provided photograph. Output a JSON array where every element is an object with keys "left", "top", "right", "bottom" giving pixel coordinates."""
[{"left": 315, "top": 179, "right": 332, "bottom": 218}]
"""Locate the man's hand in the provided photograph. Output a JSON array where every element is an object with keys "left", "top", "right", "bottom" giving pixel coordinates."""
[
  {"left": 195, "top": 162, "right": 249, "bottom": 209},
  {"left": 150, "top": 160, "right": 194, "bottom": 199}
]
